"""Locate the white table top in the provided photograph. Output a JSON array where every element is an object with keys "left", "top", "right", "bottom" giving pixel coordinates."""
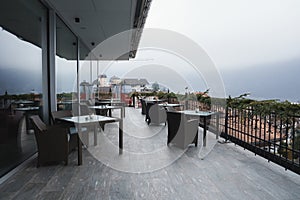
[
  {"left": 179, "top": 110, "right": 218, "bottom": 117},
  {"left": 158, "top": 103, "right": 183, "bottom": 107},
  {"left": 88, "top": 105, "right": 123, "bottom": 110},
  {"left": 14, "top": 106, "right": 39, "bottom": 111},
  {"left": 58, "top": 115, "right": 119, "bottom": 124}
]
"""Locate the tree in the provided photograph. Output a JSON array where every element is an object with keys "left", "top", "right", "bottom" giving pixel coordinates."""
[{"left": 152, "top": 82, "right": 159, "bottom": 92}]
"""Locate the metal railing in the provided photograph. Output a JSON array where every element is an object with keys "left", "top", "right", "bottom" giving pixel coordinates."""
[
  {"left": 223, "top": 106, "right": 300, "bottom": 174},
  {"left": 182, "top": 100, "right": 300, "bottom": 175}
]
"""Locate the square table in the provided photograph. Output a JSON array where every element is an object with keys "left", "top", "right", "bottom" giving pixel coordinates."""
[
  {"left": 58, "top": 115, "right": 123, "bottom": 165},
  {"left": 158, "top": 103, "right": 183, "bottom": 109},
  {"left": 178, "top": 110, "right": 219, "bottom": 147},
  {"left": 14, "top": 106, "right": 40, "bottom": 133},
  {"left": 89, "top": 105, "right": 125, "bottom": 118}
]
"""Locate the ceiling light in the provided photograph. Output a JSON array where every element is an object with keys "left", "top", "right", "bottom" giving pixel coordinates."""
[{"left": 75, "top": 17, "right": 80, "bottom": 23}]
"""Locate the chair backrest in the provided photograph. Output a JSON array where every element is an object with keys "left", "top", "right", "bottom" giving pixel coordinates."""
[
  {"left": 87, "top": 99, "right": 94, "bottom": 106},
  {"left": 167, "top": 111, "right": 199, "bottom": 149},
  {"left": 165, "top": 106, "right": 176, "bottom": 112},
  {"left": 149, "top": 104, "right": 167, "bottom": 124},
  {"left": 145, "top": 101, "right": 155, "bottom": 115},
  {"left": 30, "top": 115, "right": 47, "bottom": 133},
  {"left": 51, "top": 110, "right": 72, "bottom": 124},
  {"left": 167, "top": 111, "right": 186, "bottom": 134},
  {"left": 140, "top": 99, "right": 146, "bottom": 114},
  {"left": 80, "top": 104, "right": 91, "bottom": 115},
  {"left": 72, "top": 103, "right": 91, "bottom": 116}
]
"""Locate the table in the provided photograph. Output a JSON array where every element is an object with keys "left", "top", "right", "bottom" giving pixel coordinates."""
[
  {"left": 144, "top": 99, "right": 164, "bottom": 103},
  {"left": 158, "top": 103, "right": 183, "bottom": 109},
  {"left": 179, "top": 110, "right": 219, "bottom": 147},
  {"left": 57, "top": 101, "right": 73, "bottom": 110},
  {"left": 89, "top": 105, "right": 125, "bottom": 118},
  {"left": 13, "top": 100, "right": 34, "bottom": 106},
  {"left": 14, "top": 106, "right": 40, "bottom": 133},
  {"left": 95, "top": 100, "right": 125, "bottom": 106},
  {"left": 58, "top": 115, "right": 123, "bottom": 165}
]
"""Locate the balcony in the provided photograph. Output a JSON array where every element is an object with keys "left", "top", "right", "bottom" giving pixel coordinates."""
[{"left": 0, "top": 107, "right": 300, "bottom": 199}]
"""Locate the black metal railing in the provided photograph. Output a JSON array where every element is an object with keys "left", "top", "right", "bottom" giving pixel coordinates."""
[
  {"left": 223, "top": 106, "right": 300, "bottom": 174},
  {"left": 182, "top": 100, "right": 300, "bottom": 175}
]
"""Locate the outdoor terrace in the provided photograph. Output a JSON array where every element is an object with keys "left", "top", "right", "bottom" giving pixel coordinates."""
[{"left": 0, "top": 107, "right": 300, "bottom": 200}]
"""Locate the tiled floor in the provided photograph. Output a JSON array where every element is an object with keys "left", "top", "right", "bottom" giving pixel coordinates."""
[{"left": 0, "top": 107, "right": 300, "bottom": 200}]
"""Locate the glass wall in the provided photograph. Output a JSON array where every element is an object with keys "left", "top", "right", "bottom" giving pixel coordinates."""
[
  {"left": 56, "top": 16, "right": 77, "bottom": 111},
  {"left": 0, "top": 0, "right": 47, "bottom": 177},
  {"left": 79, "top": 41, "right": 93, "bottom": 103}
]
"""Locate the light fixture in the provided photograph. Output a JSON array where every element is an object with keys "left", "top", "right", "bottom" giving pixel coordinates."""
[{"left": 74, "top": 17, "right": 80, "bottom": 23}]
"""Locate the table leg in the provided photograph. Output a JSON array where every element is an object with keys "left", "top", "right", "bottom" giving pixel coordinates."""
[
  {"left": 78, "top": 133, "right": 82, "bottom": 165},
  {"left": 121, "top": 107, "right": 125, "bottom": 118},
  {"left": 203, "top": 117, "right": 207, "bottom": 147},
  {"left": 94, "top": 123, "right": 97, "bottom": 146},
  {"left": 109, "top": 109, "right": 112, "bottom": 117},
  {"left": 216, "top": 113, "right": 220, "bottom": 139},
  {"left": 119, "top": 119, "right": 123, "bottom": 154}
]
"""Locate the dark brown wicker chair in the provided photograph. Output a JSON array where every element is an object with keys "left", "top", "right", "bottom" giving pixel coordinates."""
[
  {"left": 30, "top": 115, "right": 69, "bottom": 167},
  {"left": 51, "top": 110, "right": 78, "bottom": 151},
  {"left": 166, "top": 111, "right": 199, "bottom": 149}
]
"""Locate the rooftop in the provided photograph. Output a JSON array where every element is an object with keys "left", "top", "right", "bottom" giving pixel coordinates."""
[
  {"left": 121, "top": 78, "right": 149, "bottom": 86},
  {"left": 1, "top": 107, "right": 299, "bottom": 199}
]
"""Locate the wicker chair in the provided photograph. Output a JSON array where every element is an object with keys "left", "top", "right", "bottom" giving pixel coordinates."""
[
  {"left": 51, "top": 110, "right": 78, "bottom": 151},
  {"left": 145, "top": 101, "right": 155, "bottom": 124},
  {"left": 148, "top": 104, "right": 167, "bottom": 125},
  {"left": 166, "top": 111, "right": 199, "bottom": 149},
  {"left": 140, "top": 99, "right": 146, "bottom": 115},
  {"left": 30, "top": 115, "right": 69, "bottom": 167}
]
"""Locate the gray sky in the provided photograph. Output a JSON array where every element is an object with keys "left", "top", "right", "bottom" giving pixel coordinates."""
[
  {"left": 145, "top": 0, "right": 300, "bottom": 69},
  {"left": 1, "top": 0, "right": 300, "bottom": 101}
]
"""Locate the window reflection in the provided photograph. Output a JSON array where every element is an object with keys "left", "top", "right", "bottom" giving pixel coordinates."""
[
  {"left": 0, "top": 0, "right": 46, "bottom": 177},
  {"left": 56, "top": 16, "right": 77, "bottom": 111}
]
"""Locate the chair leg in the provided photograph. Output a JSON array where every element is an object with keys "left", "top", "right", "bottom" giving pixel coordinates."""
[
  {"left": 36, "top": 157, "right": 40, "bottom": 168},
  {"left": 194, "top": 132, "right": 198, "bottom": 147},
  {"left": 65, "top": 158, "right": 68, "bottom": 166}
]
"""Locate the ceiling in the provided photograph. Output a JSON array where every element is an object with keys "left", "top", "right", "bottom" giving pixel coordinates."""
[
  {"left": 45, "top": 0, "right": 150, "bottom": 60},
  {"left": 0, "top": 0, "right": 151, "bottom": 60},
  {"left": 0, "top": 0, "right": 47, "bottom": 49}
]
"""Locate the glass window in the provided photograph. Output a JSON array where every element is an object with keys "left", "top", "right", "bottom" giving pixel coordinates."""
[
  {"left": 0, "top": 0, "right": 47, "bottom": 177},
  {"left": 56, "top": 16, "right": 77, "bottom": 111}
]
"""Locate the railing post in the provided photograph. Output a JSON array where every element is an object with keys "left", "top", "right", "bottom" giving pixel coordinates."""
[{"left": 225, "top": 105, "right": 229, "bottom": 142}]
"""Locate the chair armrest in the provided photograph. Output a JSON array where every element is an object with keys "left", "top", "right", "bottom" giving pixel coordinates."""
[{"left": 187, "top": 119, "right": 199, "bottom": 125}]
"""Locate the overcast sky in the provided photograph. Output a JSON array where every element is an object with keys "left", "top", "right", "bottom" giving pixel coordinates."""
[
  {"left": 1, "top": 0, "right": 300, "bottom": 101},
  {"left": 145, "top": 0, "right": 300, "bottom": 69}
]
